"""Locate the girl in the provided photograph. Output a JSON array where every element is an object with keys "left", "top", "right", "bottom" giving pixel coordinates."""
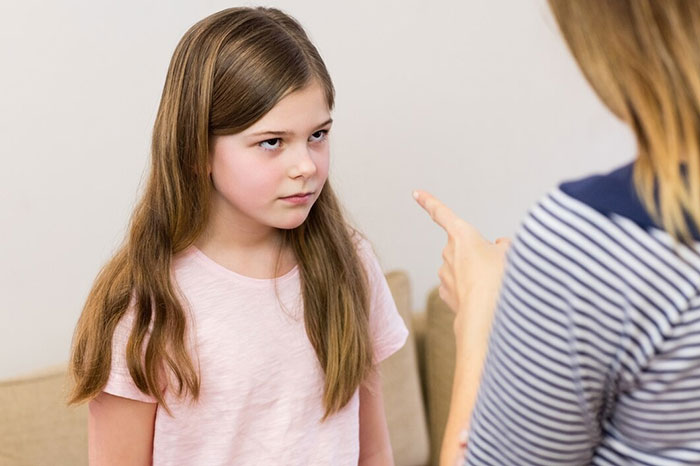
[
  {"left": 69, "top": 7, "right": 407, "bottom": 465},
  {"left": 417, "top": 0, "right": 700, "bottom": 465}
]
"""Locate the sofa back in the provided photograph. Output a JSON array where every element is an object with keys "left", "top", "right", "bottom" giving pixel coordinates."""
[{"left": 0, "top": 366, "right": 87, "bottom": 466}]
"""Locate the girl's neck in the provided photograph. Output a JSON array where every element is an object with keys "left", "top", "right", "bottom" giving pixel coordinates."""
[{"left": 194, "top": 209, "right": 295, "bottom": 280}]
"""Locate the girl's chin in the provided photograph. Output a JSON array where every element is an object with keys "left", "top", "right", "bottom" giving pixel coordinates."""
[{"left": 269, "top": 212, "right": 312, "bottom": 231}]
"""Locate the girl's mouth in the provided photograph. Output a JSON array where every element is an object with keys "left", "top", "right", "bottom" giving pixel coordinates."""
[{"left": 280, "top": 192, "right": 314, "bottom": 205}]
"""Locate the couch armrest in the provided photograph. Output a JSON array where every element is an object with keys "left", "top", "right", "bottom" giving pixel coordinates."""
[
  {"left": 382, "top": 270, "right": 431, "bottom": 466},
  {"left": 423, "top": 288, "right": 456, "bottom": 466},
  {"left": 411, "top": 310, "right": 427, "bottom": 408}
]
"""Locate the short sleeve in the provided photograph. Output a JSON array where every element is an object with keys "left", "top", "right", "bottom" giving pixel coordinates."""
[
  {"left": 357, "top": 238, "right": 409, "bottom": 364},
  {"left": 102, "top": 305, "right": 158, "bottom": 403}
]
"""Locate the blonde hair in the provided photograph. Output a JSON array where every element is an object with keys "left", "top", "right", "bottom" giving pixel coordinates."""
[
  {"left": 69, "top": 7, "right": 373, "bottom": 419},
  {"left": 548, "top": 0, "right": 700, "bottom": 242}
]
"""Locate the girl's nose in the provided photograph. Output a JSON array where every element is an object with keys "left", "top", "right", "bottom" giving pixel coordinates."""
[{"left": 289, "top": 147, "right": 318, "bottom": 179}]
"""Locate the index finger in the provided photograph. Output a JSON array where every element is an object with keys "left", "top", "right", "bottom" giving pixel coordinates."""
[{"left": 413, "top": 190, "right": 458, "bottom": 231}]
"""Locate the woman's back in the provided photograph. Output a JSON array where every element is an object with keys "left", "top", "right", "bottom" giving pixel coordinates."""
[{"left": 467, "top": 163, "right": 700, "bottom": 465}]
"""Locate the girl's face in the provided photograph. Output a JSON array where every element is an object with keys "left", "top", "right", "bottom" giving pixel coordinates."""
[{"left": 208, "top": 81, "right": 332, "bottom": 233}]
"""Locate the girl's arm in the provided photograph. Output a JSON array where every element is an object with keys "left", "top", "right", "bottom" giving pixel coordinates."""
[
  {"left": 88, "top": 391, "right": 157, "bottom": 466},
  {"left": 358, "top": 368, "right": 394, "bottom": 466}
]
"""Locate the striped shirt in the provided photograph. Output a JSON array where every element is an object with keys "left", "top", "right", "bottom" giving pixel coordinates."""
[{"left": 465, "top": 162, "right": 700, "bottom": 465}]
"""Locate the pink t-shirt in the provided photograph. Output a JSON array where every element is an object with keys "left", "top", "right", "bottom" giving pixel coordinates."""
[{"left": 103, "top": 238, "right": 408, "bottom": 465}]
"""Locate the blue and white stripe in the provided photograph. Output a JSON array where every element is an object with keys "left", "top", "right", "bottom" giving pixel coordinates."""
[{"left": 465, "top": 168, "right": 700, "bottom": 465}]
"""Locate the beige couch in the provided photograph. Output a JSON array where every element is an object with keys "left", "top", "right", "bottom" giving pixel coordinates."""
[{"left": 0, "top": 271, "right": 456, "bottom": 466}]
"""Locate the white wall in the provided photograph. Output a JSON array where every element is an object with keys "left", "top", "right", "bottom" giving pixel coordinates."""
[{"left": 0, "top": 0, "right": 634, "bottom": 379}]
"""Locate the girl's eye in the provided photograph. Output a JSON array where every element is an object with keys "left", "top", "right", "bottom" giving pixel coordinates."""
[
  {"left": 259, "top": 138, "right": 281, "bottom": 150},
  {"left": 309, "top": 130, "right": 328, "bottom": 143}
]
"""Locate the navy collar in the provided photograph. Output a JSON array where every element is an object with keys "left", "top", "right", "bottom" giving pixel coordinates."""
[{"left": 559, "top": 162, "right": 700, "bottom": 241}]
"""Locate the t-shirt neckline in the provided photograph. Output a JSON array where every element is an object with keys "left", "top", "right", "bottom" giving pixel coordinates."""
[{"left": 186, "top": 245, "right": 300, "bottom": 285}]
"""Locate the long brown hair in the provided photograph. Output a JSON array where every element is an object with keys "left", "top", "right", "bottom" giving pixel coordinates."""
[
  {"left": 548, "top": 0, "right": 700, "bottom": 242},
  {"left": 69, "top": 7, "right": 373, "bottom": 418}
]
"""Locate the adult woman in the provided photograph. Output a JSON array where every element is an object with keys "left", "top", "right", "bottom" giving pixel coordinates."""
[{"left": 417, "top": 1, "right": 700, "bottom": 464}]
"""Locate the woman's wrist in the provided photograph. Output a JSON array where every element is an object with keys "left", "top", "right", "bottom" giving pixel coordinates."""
[{"left": 453, "top": 304, "right": 493, "bottom": 343}]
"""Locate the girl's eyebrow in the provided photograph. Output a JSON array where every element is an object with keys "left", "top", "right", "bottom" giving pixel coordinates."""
[{"left": 248, "top": 118, "right": 333, "bottom": 137}]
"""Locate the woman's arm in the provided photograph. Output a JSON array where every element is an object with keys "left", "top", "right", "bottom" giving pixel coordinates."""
[
  {"left": 414, "top": 190, "right": 510, "bottom": 466},
  {"left": 358, "top": 368, "right": 395, "bottom": 466},
  {"left": 439, "top": 298, "right": 497, "bottom": 466},
  {"left": 88, "top": 391, "right": 157, "bottom": 466}
]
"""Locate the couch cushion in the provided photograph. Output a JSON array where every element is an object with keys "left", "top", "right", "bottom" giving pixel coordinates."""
[
  {"left": 425, "top": 288, "right": 456, "bottom": 466},
  {"left": 0, "top": 365, "right": 87, "bottom": 466},
  {"left": 381, "top": 271, "right": 430, "bottom": 466}
]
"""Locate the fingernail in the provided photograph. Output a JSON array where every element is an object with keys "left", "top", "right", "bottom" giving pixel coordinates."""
[{"left": 412, "top": 190, "right": 419, "bottom": 200}]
